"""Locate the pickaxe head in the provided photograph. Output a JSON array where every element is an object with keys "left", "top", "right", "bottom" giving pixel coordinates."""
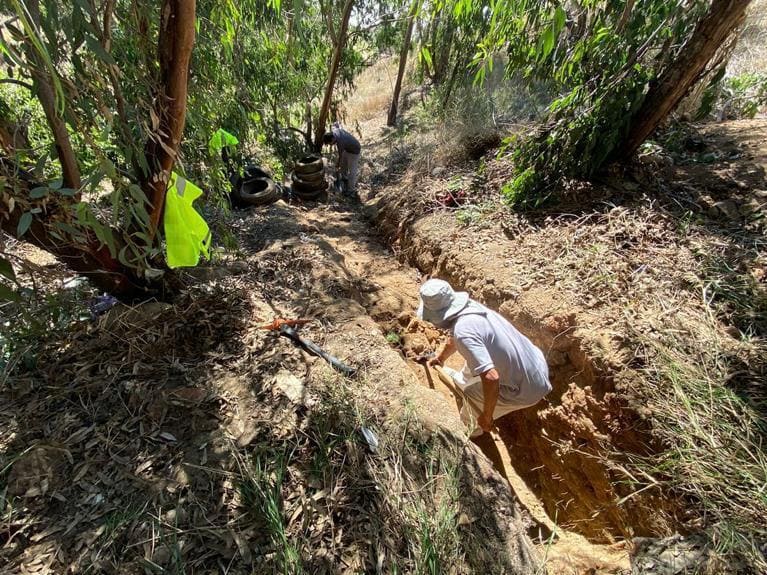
[{"left": 258, "top": 317, "right": 312, "bottom": 331}]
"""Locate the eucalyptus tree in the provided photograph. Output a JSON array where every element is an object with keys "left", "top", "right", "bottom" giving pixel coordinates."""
[
  {"left": 0, "top": 0, "right": 325, "bottom": 297},
  {"left": 420, "top": 0, "right": 752, "bottom": 205}
]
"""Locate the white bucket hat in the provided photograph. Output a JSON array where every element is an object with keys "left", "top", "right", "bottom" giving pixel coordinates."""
[{"left": 417, "top": 279, "right": 470, "bottom": 326}]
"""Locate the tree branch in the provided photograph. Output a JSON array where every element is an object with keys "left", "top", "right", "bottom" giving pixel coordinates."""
[
  {"left": 25, "top": 0, "right": 81, "bottom": 191},
  {"left": 0, "top": 78, "right": 34, "bottom": 90},
  {"left": 315, "top": 0, "right": 355, "bottom": 150}
]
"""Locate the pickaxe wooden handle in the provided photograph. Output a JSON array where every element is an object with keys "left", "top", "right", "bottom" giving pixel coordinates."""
[{"left": 278, "top": 324, "right": 357, "bottom": 378}]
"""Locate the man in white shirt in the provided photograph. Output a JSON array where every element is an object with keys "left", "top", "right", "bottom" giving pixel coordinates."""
[{"left": 417, "top": 279, "right": 552, "bottom": 437}]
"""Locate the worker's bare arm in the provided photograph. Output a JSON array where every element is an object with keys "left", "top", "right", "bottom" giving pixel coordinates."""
[
  {"left": 430, "top": 336, "right": 457, "bottom": 366},
  {"left": 478, "top": 368, "right": 500, "bottom": 432}
]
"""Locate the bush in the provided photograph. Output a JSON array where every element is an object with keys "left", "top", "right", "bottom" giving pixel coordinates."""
[{"left": 720, "top": 73, "right": 767, "bottom": 119}]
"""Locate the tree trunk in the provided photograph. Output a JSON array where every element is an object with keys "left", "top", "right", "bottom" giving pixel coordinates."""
[
  {"left": 434, "top": 16, "right": 455, "bottom": 84},
  {"left": 26, "top": 0, "right": 81, "bottom": 191},
  {"left": 387, "top": 7, "right": 417, "bottom": 126},
  {"left": 305, "top": 102, "right": 313, "bottom": 149},
  {"left": 615, "top": 0, "right": 751, "bottom": 161},
  {"left": 0, "top": 174, "right": 142, "bottom": 296},
  {"left": 314, "top": 0, "right": 355, "bottom": 151},
  {"left": 0, "top": 115, "right": 30, "bottom": 156},
  {"left": 144, "top": 0, "right": 196, "bottom": 240}
]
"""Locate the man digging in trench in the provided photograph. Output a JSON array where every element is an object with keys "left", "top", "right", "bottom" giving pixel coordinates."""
[{"left": 418, "top": 279, "right": 552, "bottom": 437}]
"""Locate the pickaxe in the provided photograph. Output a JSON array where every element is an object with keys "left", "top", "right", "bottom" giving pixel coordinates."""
[{"left": 259, "top": 318, "right": 356, "bottom": 378}]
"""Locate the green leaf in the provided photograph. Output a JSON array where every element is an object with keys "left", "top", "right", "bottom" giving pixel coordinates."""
[
  {"left": 34, "top": 151, "right": 49, "bottom": 177},
  {"left": 419, "top": 46, "right": 433, "bottom": 70},
  {"left": 85, "top": 33, "right": 116, "bottom": 66},
  {"left": 0, "top": 257, "right": 16, "bottom": 282},
  {"left": 29, "top": 186, "right": 49, "bottom": 199},
  {"left": 0, "top": 282, "right": 21, "bottom": 302},
  {"left": 540, "top": 27, "right": 555, "bottom": 60},
  {"left": 17, "top": 212, "right": 33, "bottom": 237},
  {"left": 553, "top": 7, "right": 566, "bottom": 35}
]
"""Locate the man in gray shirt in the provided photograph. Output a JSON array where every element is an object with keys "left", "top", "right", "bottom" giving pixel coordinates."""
[
  {"left": 323, "top": 123, "right": 361, "bottom": 196},
  {"left": 417, "top": 279, "right": 551, "bottom": 437}
]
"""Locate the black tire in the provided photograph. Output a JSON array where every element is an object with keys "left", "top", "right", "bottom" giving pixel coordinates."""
[
  {"left": 294, "top": 154, "right": 323, "bottom": 175},
  {"left": 243, "top": 165, "right": 270, "bottom": 179},
  {"left": 228, "top": 165, "right": 269, "bottom": 191},
  {"left": 291, "top": 176, "right": 327, "bottom": 194},
  {"left": 236, "top": 177, "right": 281, "bottom": 207},
  {"left": 292, "top": 186, "right": 326, "bottom": 201},
  {"left": 291, "top": 170, "right": 325, "bottom": 185}
]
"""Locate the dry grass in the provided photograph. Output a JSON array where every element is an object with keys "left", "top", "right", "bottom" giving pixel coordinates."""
[
  {"left": 343, "top": 56, "right": 401, "bottom": 126},
  {"left": 728, "top": 0, "right": 767, "bottom": 77},
  {"left": 361, "top": 92, "right": 767, "bottom": 566}
]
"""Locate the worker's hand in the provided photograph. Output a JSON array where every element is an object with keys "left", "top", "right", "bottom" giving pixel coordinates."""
[
  {"left": 426, "top": 353, "right": 443, "bottom": 367},
  {"left": 478, "top": 413, "right": 493, "bottom": 433}
]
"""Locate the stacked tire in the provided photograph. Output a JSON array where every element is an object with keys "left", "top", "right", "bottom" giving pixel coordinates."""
[
  {"left": 291, "top": 155, "right": 327, "bottom": 201},
  {"left": 229, "top": 165, "right": 281, "bottom": 209}
]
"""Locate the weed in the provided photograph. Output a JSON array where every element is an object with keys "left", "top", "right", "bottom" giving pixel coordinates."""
[
  {"left": 238, "top": 449, "right": 302, "bottom": 574},
  {"left": 701, "top": 255, "right": 767, "bottom": 337},
  {"left": 633, "top": 327, "right": 767, "bottom": 571},
  {"left": 386, "top": 331, "right": 402, "bottom": 345}
]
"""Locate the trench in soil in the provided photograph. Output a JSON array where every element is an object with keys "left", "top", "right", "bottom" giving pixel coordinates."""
[{"left": 298, "top": 200, "right": 681, "bottom": 570}]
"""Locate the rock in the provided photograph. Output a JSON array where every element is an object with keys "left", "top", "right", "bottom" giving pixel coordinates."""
[
  {"left": 273, "top": 371, "right": 305, "bottom": 404},
  {"left": 431, "top": 166, "right": 447, "bottom": 177},
  {"left": 712, "top": 199, "right": 740, "bottom": 220},
  {"left": 631, "top": 534, "right": 722, "bottom": 574},
  {"left": 696, "top": 194, "right": 715, "bottom": 212},
  {"left": 167, "top": 387, "right": 209, "bottom": 404},
  {"left": 227, "top": 260, "right": 250, "bottom": 274},
  {"left": 547, "top": 350, "right": 569, "bottom": 367},
  {"left": 401, "top": 332, "right": 431, "bottom": 357}
]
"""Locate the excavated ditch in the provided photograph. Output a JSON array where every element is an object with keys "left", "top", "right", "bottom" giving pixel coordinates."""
[
  {"left": 284, "top": 197, "right": 683, "bottom": 571},
  {"left": 362, "top": 194, "right": 681, "bottom": 547}
]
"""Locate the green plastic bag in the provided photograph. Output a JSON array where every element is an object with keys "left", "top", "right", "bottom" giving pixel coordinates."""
[
  {"left": 208, "top": 128, "right": 239, "bottom": 156},
  {"left": 164, "top": 173, "right": 210, "bottom": 268}
]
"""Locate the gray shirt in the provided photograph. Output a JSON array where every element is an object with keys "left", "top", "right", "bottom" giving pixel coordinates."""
[
  {"left": 332, "top": 126, "right": 361, "bottom": 155},
  {"left": 451, "top": 302, "right": 551, "bottom": 406}
]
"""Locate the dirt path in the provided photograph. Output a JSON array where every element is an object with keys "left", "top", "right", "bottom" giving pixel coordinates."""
[{"left": 291, "top": 194, "right": 631, "bottom": 573}]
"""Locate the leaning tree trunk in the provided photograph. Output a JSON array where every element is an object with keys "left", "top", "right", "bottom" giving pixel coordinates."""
[
  {"left": 314, "top": 0, "right": 355, "bottom": 151},
  {"left": 615, "top": 0, "right": 752, "bottom": 160},
  {"left": 387, "top": 6, "right": 417, "bottom": 126},
  {"left": 144, "top": 0, "right": 196, "bottom": 239}
]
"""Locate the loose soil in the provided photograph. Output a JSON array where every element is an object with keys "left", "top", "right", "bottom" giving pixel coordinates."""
[
  {"left": 1, "top": 194, "right": 541, "bottom": 573},
  {"left": 357, "top": 99, "right": 766, "bottom": 571}
]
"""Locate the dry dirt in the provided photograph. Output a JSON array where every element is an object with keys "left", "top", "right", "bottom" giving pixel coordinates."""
[
  {"left": 1, "top": 191, "right": 544, "bottom": 573},
  {"left": 2, "top": 77, "right": 764, "bottom": 572}
]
